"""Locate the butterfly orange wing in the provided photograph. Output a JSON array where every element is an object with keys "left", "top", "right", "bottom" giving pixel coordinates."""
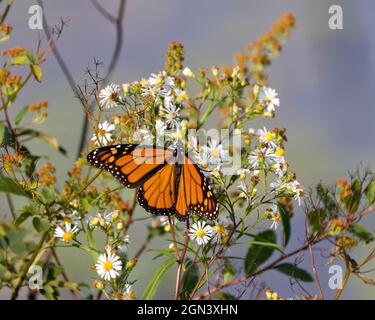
[
  {"left": 87, "top": 144, "right": 174, "bottom": 188},
  {"left": 137, "top": 163, "right": 177, "bottom": 216},
  {"left": 175, "top": 156, "right": 218, "bottom": 220}
]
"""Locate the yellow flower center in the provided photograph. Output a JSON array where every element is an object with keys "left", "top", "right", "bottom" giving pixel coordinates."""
[
  {"left": 63, "top": 217, "right": 72, "bottom": 224},
  {"left": 265, "top": 132, "right": 273, "bottom": 141},
  {"left": 109, "top": 93, "right": 118, "bottom": 101},
  {"left": 170, "top": 112, "right": 178, "bottom": 119},
  {"left": 273, "top": 213, "right": 281, "bottom": 222},
  {"left": 195, "top": 228, "right": 206, "bottom": 238},
  {"left": 210, "top": 148, "right": 219, "bottom": 158},
  {"left": 201, "top": 162, "right": 208, "bottom": 169},
  {"left": 103, "top": 261, "right": 113, "bottom": 272},
  {"left": 275, "top": 147, "right": 285, "bottom": 157},
  {"left": 98, "top": 129, "right": 106, "bottom": 137},
  {"left": 214, "top": 224, "right": 225, "bottom": 235},
  {"left": 63, "top": 232, "right": 73, "bottom": 242}
]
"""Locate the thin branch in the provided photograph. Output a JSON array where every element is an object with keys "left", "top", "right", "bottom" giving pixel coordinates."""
[
  {"left": 90, "top": 0, "right": 117, "bottom": 23},
  {"left": 37, "top": 0, "right": 127, "bottom": 158},
  {"left": 174, "top": 220, "right": 190, "bottom": 300},
  {"left": 305, "top": 218, "right": 325, "bottom": 299},
  {"left": 76, "top": 0, "right": 126, "bottom": 157}
]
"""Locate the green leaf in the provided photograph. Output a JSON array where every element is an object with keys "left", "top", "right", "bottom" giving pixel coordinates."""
[
  {"left": 364, "top": 181, "right": 375, "bottom": 205},
  {"left": 15, "top": 106, "right": 29, "bottom": 127},
  {"left": 142, "top": 258, "right": 175, "bottom": 300},
  {"left": 278, "top": 202, "right": 291, "bottom": 247},
  {"left": 181, "top": 261, "right": 199, "bottom": 298},
  {"left": 0, "top": 177, "right": 32, "bottom": 198},
  {"left": 348, "top": 179, "right": 362, "bottom": 213},
  {"left": 32, "top": 217, "right": 50, "bottom": 234},
  {"left": 17, "top": 129, "right": 67, "bottom": 155},
  {"left": 317, "top": 183, "right": 337, "bottom": 215},
  {"left": 245, "top": 230, "right": 277, "bottom": 276},
  {"left": 0, "top": 122, "right": 4, "bottom": 145},
  {"left": 14, "top": 211, "right": 33, "bottom": 227},
  {"left": 274, "top": 263, "right": 313, "bottom": 282},
  {"left": 11, "top": 55, "right": 30, "bottom": 65},
  {"left": 350, "top": 224, "right": 374, "bottom": 244},
  {"left": 30, "top": 64, "right": 43, "bottom": 82}
]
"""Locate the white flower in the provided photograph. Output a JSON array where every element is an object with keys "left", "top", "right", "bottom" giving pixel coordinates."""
[
  {"left": 237, "top": 168, "right": 250, "bottom": 180},
  {"left": 89, "top": 211, "right": 113, "bottom": 228},
  {"left": 119, "top": 234, "right": 131, "bottom": 252},
  {"left": 249, "top": 148, "right": 278, "bottom": 168},
  {"left": 287, "top": 180, "right": 304, "bottom": 205},
  {"left": 99, "top": 83, "right": 120, "bottom": 109},
  {"left": 195, "top": 147, "right": 212, "bottom": 170},
  {"left": 123, "top": 283, "right": 132, "bottom": 295},
  {"left": 147, "top": 71, "right": 175, "bottom": 97},
  {"left": 175, "top": 88, "right": 188, "bottom": 105},
  {"left": 91, "top": 121, "right": 116, "bottom": 146},
  {"left": 257, "top": 127, "right": 277, "bottom": 148},
  {"left": 58, "top": 210, "right": 80, "bottom": 226},
  {"left": 160, "top": 98, "right": 180, "bottom": 128},
  {"left": 182, "top": 67, "right": 194, "bottom": 78},
  {"left": 238, "top": 181, "right": 250, "bottom": 200},
  {"left": 54, "top": 222, "right": 79, "bottom": 242},
  {"left": 189, "top": 221, "right": 214, "bottom": 246},
  {"left": 259, "top": 87, "right": 280, "bottom": 113},
  {"left": 202, "top": 139, "right": 228, "bottom": 166},
  {"left": 95, "top": 250, "right": 123, "bottom": 281},
  {"left": 270, "top": 178, "right": 285, "bottom": 191},
  {"left": 212, "top": 216, "right": 231, "bottom": 242},
  {"left": 266, "top": 205, "right": 281, "bottom": 230}
]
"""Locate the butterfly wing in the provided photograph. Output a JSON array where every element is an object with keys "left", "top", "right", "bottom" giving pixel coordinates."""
[
  {"left": 175, "top": 156, "right": 218, "bottom": 220},
  {"left": 87, "top": 144, "right": 174, "bottom": 188},
  {"left": 137, "top": 163, "right": 177, "bottom": 216}
]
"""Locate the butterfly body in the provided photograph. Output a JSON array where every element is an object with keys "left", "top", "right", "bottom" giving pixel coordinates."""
[{"left": 87, "top": 143, "right": 218, "bottom": 221}]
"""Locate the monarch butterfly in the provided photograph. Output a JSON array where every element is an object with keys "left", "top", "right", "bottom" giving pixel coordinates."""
[{"left": 87, "top": 142, "right": 219, "bottom": 221}]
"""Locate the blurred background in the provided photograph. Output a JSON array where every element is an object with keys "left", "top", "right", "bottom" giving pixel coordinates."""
[{"left": 1, "top": 0, "right": 374, "bottom": 299}]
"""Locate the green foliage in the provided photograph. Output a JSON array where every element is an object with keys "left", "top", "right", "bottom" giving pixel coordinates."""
[
  {"left": 142, "top": 258, "right": 176, "bottom": 300},
  {"left": 245, "top": 230, "right": 277, "bottom": 276},
  {"left": 274, "top": 263, "right": 313, "bottom": 282}
]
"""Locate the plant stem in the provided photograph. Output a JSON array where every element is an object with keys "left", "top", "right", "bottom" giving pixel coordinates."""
[
  {"left": 174, "top": 219, "right": 190, "bottom": 300},
  {"left": 11, "top": 231, "right": 48, "bottom": 300}
]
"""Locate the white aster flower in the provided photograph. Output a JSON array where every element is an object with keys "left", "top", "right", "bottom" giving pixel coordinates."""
[
  {"left": 265, "top": 205, "right": 281, "bottom": 230},
  {"left": 119, "top": 234, "right": 131, "bottom": 252},
  {"left": 270, "top": 178, "right": 285, "bottom": 191},
  {"left": 287, "top": 180, "right": 305, "bottom": 205},
  {"left": 95, "top": 249, "right": 123, "bottom": 281},
  {"left": 257, "top": 127, "right": 277, "bottom": 148},
  {"left": 195, "top": 147, "right": 212, "bottom": 170},
  {"left": 259, "top": 87, "right": 280, "bottom": 113},
  {"left": 57, "top": 210, "right": 80, "bottom": 226},
  {"left": 160, "top": 98, "right": 180, "bottom": 128},
  {"left": 147, "top": 71, "right": 175, "bottom": 97},
  {"left": 89, "top": 211, "right": 113, "bottom": 228},
  {"left": 212, "top": 216, "right": 231, "bottom": 243},
  {"left": 237, "top": 168, "right": 250, "bottom": 180},
  {"left": 175, "top": 88, "right": 188, "bottom": 105},
  {"left": 182, "top": 67, "right": 195, "bottom": 78},
  {"left": 99, "top": 83, "right": 120, "bottom": 109},
  {"left": 54, "top": 222, "right": 79, "bottom": 242},
  {"left": 238, "top": 181, "right": 251, "bottom": 200},
  {"left": 189, "top": 221, "right": 214, "bottom": 246},
  {"left": 202, "top": 139, "right": 228, "bottom": 167},
  {"left": 249, "top": 148, "right": 278, "bottom": 169},
  {"left": 91, "top": 121, "right": 116, "bottom": 146}
]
